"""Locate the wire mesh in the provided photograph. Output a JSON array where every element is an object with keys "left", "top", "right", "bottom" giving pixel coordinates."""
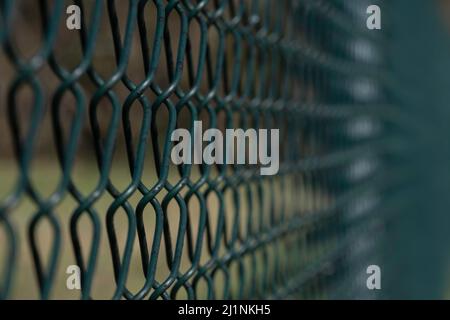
[{"left": 0, "top": 0, "right": 407, "bottom": 299}]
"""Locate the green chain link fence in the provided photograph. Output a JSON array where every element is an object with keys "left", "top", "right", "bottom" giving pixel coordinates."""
[{"left": 0, "top": 0, "right": 446, "bottom": 300}]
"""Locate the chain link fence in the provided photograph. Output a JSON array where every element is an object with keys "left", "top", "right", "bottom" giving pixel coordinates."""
[{"left": 1, "top": 0, "right": 444, "bottom": 300}]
